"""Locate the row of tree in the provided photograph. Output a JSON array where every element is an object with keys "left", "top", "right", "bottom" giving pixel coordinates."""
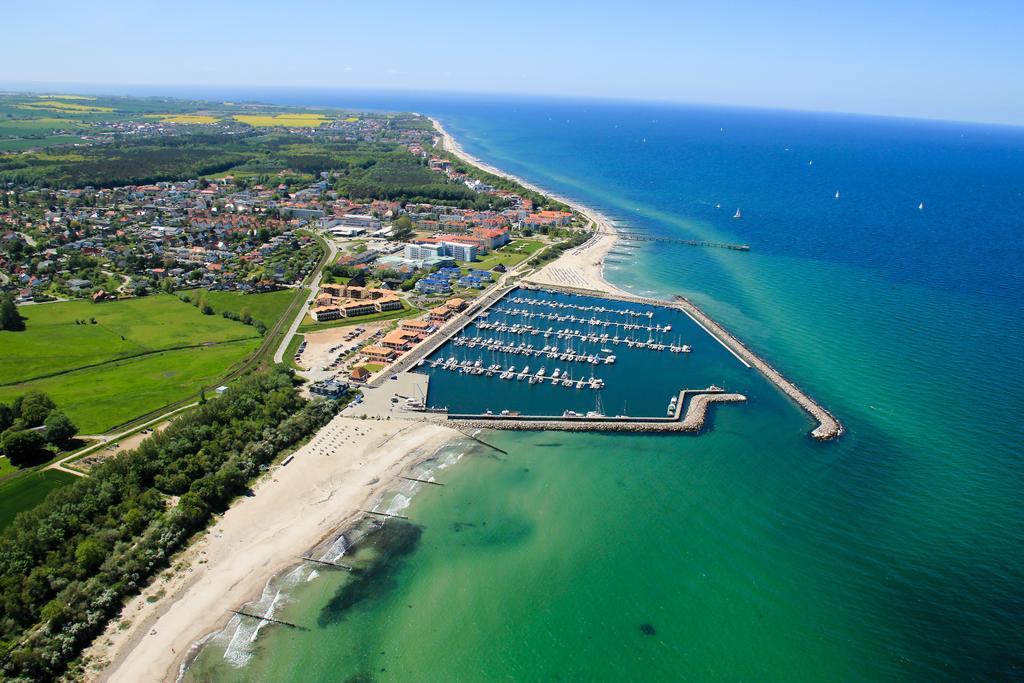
[{"left": 0, "top": 368, "right": 336, "bottom": 680}]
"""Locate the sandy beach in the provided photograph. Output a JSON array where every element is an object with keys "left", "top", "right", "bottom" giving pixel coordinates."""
[
  {"left": 89, "top": 121, "right": 630, "bottom": 683},
  {"left": 430, "top": 117, "right": 629, "bottom": 297},
  {"left": 85, "top": 416, "right": 459, "bottom": 683}
]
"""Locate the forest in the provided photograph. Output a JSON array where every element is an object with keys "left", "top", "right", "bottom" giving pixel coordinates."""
[{"left": 0, "top": 367, "right": 336, "bottom": 681}]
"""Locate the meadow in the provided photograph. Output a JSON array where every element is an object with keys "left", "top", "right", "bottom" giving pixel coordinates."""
[
  {"left": 198, "top": 288, "right": 300, "bottom": 328},
  {"left": 0, "top": 295, "right": 260, "bottom": 385},
  {"left": 0, "top": 341, "right": 259, "bottom": 434},
  {"left": 0, "top": 295, "right": 270, "bottom": 433}
]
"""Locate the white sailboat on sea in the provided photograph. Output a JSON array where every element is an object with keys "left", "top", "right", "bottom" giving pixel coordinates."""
[
  {"left": 835, "top": 191, "right": 840, "bottom": 199},
  {"left": 918, "top": 201, "right": 925, "bottom": 210},
  {"left": 733, "top": 208, "right": 742, "bottom": 219}
]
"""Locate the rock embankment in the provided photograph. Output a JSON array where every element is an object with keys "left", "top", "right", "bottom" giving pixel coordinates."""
[{"left": 449, "top": 392, "right": 746, "bottom": 434}]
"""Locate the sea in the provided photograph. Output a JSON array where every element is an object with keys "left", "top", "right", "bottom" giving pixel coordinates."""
[{"left": 168, "top": 89, "right": 1024, "bottom": 682}]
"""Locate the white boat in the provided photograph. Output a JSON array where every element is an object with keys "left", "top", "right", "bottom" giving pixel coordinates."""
[
  {"left": 733, "top": 208, "right": 742, "bottom": 219},
  {"left": 682, "top": 345, "right": 692, "bottom": 353},
  {"left": 667, "top": 396, "right": 678, "bottom": 416},
  {"left": 835, "top": 191, "right": 840, "bottom": 199},
  {"left": 918, "top": 201, "right": 925, "bottom": 210}
]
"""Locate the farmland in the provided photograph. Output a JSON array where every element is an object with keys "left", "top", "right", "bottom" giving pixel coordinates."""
[
  {"left": 0, "top": 340, "right": 259, "bottom": 433},
  {"left": 234, "top": 113, "right": 328, "bottom": 127},
  {"left": 0, "top": 295, "right": 266, "bottom": 432}
]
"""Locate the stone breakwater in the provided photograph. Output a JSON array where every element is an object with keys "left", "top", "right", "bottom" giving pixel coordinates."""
[
  {"left": 449, "top": 392, "right": 746, "bottom": 434},
  {"left": 519, "top": 282, "right": 844, "bottom": 441}
]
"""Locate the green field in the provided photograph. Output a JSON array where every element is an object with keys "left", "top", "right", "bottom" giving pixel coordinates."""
[
  {"left": 0, "top": 296, "right": 264, "bottom": 433},
  {"left": 466, "top": 238, "right": 545, "bottom": 270},
  {"left": 1, "top": 296, "right": 259, "bottom": 385},
  {"left": 0, "top": 470, "right": 78, "bottom": 532},
  {"left": 0, "top": 340, "right": 258, "bottom": 434},
  {"left": 0, "top": 135, "right": 84, "bottom": 151},
  {"left": 198, "top": 288, "right": 300, "bottom": 328}
]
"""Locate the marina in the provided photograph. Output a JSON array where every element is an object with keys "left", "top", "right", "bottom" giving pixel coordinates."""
[{"left": 368, "top": 282, "right": 841, "bottom": 439}]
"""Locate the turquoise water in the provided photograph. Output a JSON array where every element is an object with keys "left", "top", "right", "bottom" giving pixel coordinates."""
[{"left": 186, "top": 95, "right": 1024, "bottom": 681}]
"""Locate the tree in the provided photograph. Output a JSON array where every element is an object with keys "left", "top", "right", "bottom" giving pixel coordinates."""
[
  {"left": 43, "top": 411, "right": 77, "bottom": 445},
  {"left": 18, "top": 392, "right": 55, "bottom": 427},
  {"left": 0, "top": 403, "right": 12, "bottom": 433},
  {"left": 0, "top": 293, "right": 25, "bottom": 331},
  {"left": 2, "top": 429, "right": 46, "bottom": 466},
  {"left": 389, "top": 215, "right": 415, "bottom": 242}
]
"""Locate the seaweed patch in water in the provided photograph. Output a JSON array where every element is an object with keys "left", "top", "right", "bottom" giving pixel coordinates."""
[
  {"left": 318, "top": 521, "right": 423, "bottom": 626},
  {"left": 639, "top": 623, "right": 656, "bottom": 636},
  {"left": 451, "top": 521, "right": 478, "bottom": 532}
]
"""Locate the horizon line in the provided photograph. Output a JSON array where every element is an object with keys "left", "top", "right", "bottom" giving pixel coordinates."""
[{"left": 1, "top": 79, "right": 1022, "bottom": 131}]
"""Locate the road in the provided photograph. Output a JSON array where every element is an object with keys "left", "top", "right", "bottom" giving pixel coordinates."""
[{"left": 273, "top": 230, "right": 337, "bottom": 364}]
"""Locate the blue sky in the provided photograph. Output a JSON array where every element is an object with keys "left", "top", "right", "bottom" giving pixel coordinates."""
[{"left": 3, "top": 0, "right": 1023, "bottom": 125}]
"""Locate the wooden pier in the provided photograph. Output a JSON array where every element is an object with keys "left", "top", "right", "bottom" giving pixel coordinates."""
[{"left": 617, "top": 231, "right": 750, "bottom": 251}]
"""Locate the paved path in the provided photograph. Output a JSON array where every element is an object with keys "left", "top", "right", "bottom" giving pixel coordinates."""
[{"left": 273, "top": 232, "right": 337, "bottom": 364}]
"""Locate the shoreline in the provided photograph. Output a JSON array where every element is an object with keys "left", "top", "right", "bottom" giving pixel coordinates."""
[
  {"left": 84, "top": 417, "right": 461, "bottom": 683},
  {"left": 429, "top": 117, "right": 629, "bottom": 297}
]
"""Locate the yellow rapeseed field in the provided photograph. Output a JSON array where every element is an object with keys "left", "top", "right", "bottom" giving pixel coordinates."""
[{"left": 233, "top": 113, "right": 329, "bottom": 127}]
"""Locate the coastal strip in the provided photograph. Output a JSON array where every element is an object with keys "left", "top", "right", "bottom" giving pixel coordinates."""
[
  {"left": 85, "top": 417, "right": 460, "bottom": 683},
  {"left": 429, "top": 117, "right": 842, "bottom": 441}
]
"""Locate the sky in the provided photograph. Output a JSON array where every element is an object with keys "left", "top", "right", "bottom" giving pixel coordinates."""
[{"left": 3, "top": 0, "right": 1023, "bottom": 126}]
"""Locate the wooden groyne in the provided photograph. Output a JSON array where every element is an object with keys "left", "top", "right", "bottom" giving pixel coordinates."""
[
  {"left": 229, "top": 609, "right": 304, "bottom": 630},
  {"left": 518, "top": 283, "right": 843, "bottom": 440}
]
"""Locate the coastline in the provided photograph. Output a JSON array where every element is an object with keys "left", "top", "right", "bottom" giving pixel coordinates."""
[
  {"left": 84, "top": 417, "right": 460, "bottom": 683},
  {"left": 429, "top": 117, "right": 629, "bottom": 297}
]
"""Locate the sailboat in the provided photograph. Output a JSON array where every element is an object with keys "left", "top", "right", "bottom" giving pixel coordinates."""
[
  {"left": 918, "top": 201, "right": 925, "bottom": 210},
  {"left": 733, "top": 208, "right": 742, "bottom": 219},
  {"left": 835, "top": 191, "right": 840, "bottom": 199}
]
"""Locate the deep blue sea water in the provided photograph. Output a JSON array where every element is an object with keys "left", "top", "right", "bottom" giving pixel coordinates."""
[{"left": 158, "top": 88, "right": 1024, "bottom": 680}]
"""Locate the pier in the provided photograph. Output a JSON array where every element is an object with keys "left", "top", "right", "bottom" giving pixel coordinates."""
[
  {"left": 617, "top": 231, "right": 751, "bottom": 251},
  {"left": 448, "top": 388, "right": 746, "bottom": 434}
]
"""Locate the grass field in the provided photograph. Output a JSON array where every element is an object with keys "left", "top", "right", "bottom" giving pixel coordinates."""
[
  {"left": 0, "top": 135, "right": 83, "bottom": 151},
  {"left": 1, "top": 296, "right": 259, "bottom": 385},
  {"left": 0, "top": 296, "right": 264, "bottom": 433},
  {"left": 198, "top": 288, "right": 300, "bottom": 328},
  {"left": 0, "top": 340, "right": 258, "bottom": 434},
  {"left": 0, "top": 470, "right": 78, "bottom": 532},
  {"left": 234, "top": 113, "right": 328, "bottom": 128},
  {"left": 466, "top": 238, "right": 545, "bottom": 270}
]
